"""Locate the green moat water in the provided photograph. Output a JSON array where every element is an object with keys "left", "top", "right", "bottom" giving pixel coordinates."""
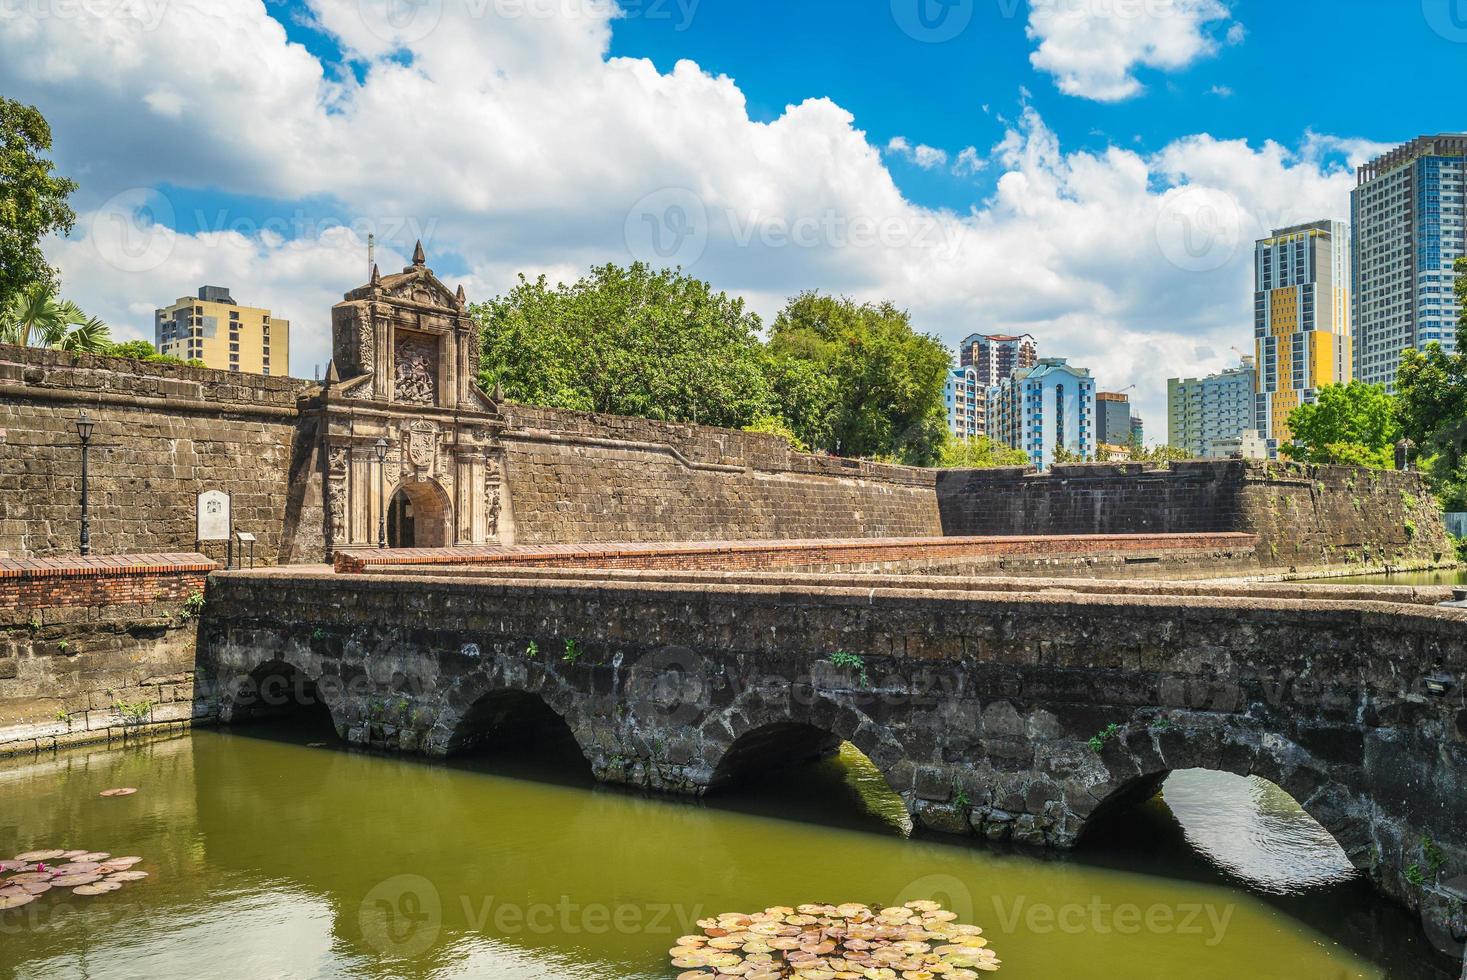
[
  {"left": 1301, "top": 569, "right": 1467, "bottom": 587},
  {"left": 0, "top": 722, "right": 1456, "bottom": 979}
]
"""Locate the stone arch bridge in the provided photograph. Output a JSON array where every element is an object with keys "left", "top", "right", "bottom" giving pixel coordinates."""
[{"left": 200, "top": 567, "right": 1467, "bottom": 944}]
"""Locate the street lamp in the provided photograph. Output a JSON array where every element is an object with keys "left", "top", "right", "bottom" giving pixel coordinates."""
[
  {"left": 75, "top": 412, "right": 95, "bottom": 556},
  {"left": 375, "top": 437, "right": 389, "bottom": 549}
]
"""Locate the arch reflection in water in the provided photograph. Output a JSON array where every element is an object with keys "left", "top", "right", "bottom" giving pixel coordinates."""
[{"left": 1163, "top": 769, "right": 1357, "bottom": 895}]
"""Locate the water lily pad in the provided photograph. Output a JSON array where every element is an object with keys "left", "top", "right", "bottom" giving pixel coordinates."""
[
  {"left": 107, "top": 871, "right": 149, "bottom": 882},
  {"left": 14, "top": 850, "right": 64, "bottom": 862},
  {"left": 50, "top": 873, "right": 102, "bottom": 887},
  {"left": 72, "top": 881, "right": 123, "bottom": 896}
]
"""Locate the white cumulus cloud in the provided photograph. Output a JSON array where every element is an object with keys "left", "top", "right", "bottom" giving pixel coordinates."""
[{"left": 1027, "top": 0, "right": 1238, "bottom": 102}]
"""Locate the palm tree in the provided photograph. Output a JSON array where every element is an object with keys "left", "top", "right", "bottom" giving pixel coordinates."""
[{"left": 0, "top": 283, "right": 111, "bottom": 352}]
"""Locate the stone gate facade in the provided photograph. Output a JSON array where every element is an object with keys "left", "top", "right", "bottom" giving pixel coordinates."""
[{"left": 318, "top": 244, "right": 512, "bottom": 551}]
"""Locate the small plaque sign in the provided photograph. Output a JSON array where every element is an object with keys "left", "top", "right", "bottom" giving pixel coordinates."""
[
  {"left": 197, "top": 490, "right": 231, "bottom": 542},
  {"left": 236, "top": 531, "right": 257, "bottom": 543}
]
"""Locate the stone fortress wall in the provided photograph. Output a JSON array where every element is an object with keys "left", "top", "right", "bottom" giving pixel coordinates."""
[
  {"left": 0, "top": 342, "right": 1454, "bottom": 572},
  {"left": 0, "top": 345, "right": 319, "bottom": 565},
  {"left": 496, "top": 401, "right": 942, "bottom": 543},
  {"left": 938, "top": 460, "right": 1452, "bottom": 574}
]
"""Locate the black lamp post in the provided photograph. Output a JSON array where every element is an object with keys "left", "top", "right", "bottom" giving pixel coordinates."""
[
  {"left": 75, "top": 412, "right": 95, "bottom": 556},
  {"left": 375, "top": 437, "right": 389, "bottom": 548}
]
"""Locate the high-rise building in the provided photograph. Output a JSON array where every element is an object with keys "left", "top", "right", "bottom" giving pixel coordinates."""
[
  {"left": 1351, "top": 134, "right": 1467, "bottom": 390},
  {"left": 959, "top": 333, "right": 1037, "bottom": 386},
  {"left": 943, "top": 366, "right": 984, "bottom": 439},
  {"left": 1095, "top": 391, "right": 1135, "bottom": 447},
  {"left": 1254, "top": 220, "right": 1352, "bottom": 457},
  {"left": 987, "top": 357, "right": 1095, "bottom": 471},
  {"left": 1168, "top": 359, "right": 1257, "bottom": 458},
  {"left": 1129, "top": 415, "right": 1144, "bottom": 446},
  {"left": 155, "top": 286, "right": 290, "bottom": 376}
]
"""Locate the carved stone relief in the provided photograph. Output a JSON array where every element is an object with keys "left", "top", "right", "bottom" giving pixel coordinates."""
[{"left": 394, "top": 333, "right": 438, "bottom": 405}]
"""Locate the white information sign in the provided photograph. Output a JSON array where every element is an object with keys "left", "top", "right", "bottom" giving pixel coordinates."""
[{"left": 197, "top": 490, "right": 231, "bottom": 542}]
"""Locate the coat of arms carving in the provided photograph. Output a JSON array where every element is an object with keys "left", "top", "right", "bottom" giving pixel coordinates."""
[{"left": 407, "top": 421, "right": 438, "bottom": 471}]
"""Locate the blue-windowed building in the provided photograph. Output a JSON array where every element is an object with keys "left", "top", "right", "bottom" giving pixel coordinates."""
[
  {"left": 987, "top": 358, "right": 1096, "bottom": 471},
  {"left": 1352, "top": 134, "right": 1467, "bottom": 390}
]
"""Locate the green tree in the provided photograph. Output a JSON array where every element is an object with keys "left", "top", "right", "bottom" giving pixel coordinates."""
[
  {"left": 1280, "top": 381, "right": 1399, "bottom": 469},
  {"left": 760, "top": 351, "right": 839, "bottom": 454},
  {"left": 1397, "top": 257, "right": 1467, "bottom": 508},
  {"left": 1052, "top": 442, "right": 1085, "bottom": 465},
  {"left": 471, "top": 263, "right": 772, "bottom": 429},
  {"left": 0, "top": 98, "right": 77, "bottom": 309},
  {"left": 0, "top": 282, "right": 110, "bottom": 352},
  {"left": 767, "top": 292, "right": 950, "bottom": 465},
  {"left": 103, "top": 339, "right": 196, "bottom": 365},
  {"left": 937, "top": 435, "right": 1029, "bottom": 468},
  {"left": 1126, "top": 435, "right": 1190, "bottom": 464},
  {"left": 743, "top": 414, "right": 808, "bottom": 453}
]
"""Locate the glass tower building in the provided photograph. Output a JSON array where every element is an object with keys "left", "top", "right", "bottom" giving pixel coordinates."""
[{"left": 1351, "top": 134, "right": 1467, "bottom": 391}]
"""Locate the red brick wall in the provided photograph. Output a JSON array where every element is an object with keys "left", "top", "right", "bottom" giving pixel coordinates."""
[
  {"left": 0, "top": 553, "right": 214, "bottom": 754},
  {"left": 0, "top": 554, "right": 214, "bottom": 617}
]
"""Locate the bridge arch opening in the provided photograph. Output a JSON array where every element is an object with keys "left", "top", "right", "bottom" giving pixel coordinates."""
[
  {"left": 446, "top": 689, "right": 592, "bottom": 779},
  {"left": 1081, "top": 768, "right": 1358, "bottom": 894},
  {"left": 709, "top": 723, "right": 912, "bottom": 835},
  {"left": 227, "top": 660, "right": 339, "bottom": 743}
]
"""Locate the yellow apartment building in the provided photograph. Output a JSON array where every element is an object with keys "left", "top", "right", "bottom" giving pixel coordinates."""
[
  {"left": 1253, "top": 221, "right": 1351, "bottom": 457},
  {"left": 155, "top": 286, "right": 289, "bottom": 376}
]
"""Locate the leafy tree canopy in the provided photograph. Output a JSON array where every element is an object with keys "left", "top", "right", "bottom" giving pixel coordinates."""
[
  {"left": 1397, "top": 256, "right": 1467, "bottom": 507},
  {"left": 937, "top": 435, "right": 1029, "bottom": 469},
  {"left": 0, "top": 98, "right": 77, "bottom": 309},
  {"left": 1281, "top": 381, "right": 1400, "bottom": 469},
  {"left": 103, "top": 339, "right": 197, "bottom": 366},
  {"left": 472, "top": 263, "right": 771, "bottom": 429},
  {"left": 743, "top": 414, "right": 808, "bottom": 453},
  {"left": 0, "top": 282, "right": 109, "bottom": 352},
  {"left": 767, "top": 292, "right": 950, "bottom": 466},
  {"left": 1126, "top": 436, "right": 1190, "bottom": 464}
]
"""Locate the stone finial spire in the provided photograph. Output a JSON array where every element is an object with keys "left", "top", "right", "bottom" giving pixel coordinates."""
[
  {"left": 492, "top": 379, "right": 504, "bottom": 402},
  {"left": 324, "top": 359, "right": 340, "bottom": 387},
  {"left": 411, "top": 240, "right": 426, "bottom": 267},
  {"left": 455, "top": 283, "right": 466, "bottom": 307},
  {"left": 370, "top": 263, "right": 380, "bottom": 285}
]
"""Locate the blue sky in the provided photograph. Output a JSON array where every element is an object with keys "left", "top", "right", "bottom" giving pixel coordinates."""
[{"left": 2, "top": 0, "right": 1459, "bottom": 437}]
